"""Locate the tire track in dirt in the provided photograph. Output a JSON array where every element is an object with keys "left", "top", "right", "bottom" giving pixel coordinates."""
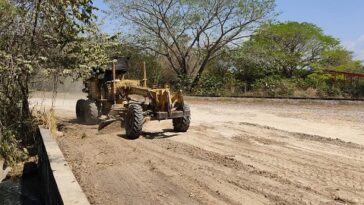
[
  {"left": 171, "top": 121, "right": 364, "bottom": 204},
  {"left": 57, "top": 119, "right": 364, "bottom": 205},
  {"left": 50, "top": 98, "right": 364, "bottom": 205}
]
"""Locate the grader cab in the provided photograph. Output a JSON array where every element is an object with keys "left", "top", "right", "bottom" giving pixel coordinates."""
[{"left": 75, "top": 57, "right": 191, "bottom": 139}]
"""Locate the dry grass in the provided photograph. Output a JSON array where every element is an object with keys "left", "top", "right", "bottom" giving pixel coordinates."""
[
  {"left": 34, "top": 109, "right": 57, "bottom": 135},
  {"left": 293, "top": 88, "right": 318, "bottom": 98}
]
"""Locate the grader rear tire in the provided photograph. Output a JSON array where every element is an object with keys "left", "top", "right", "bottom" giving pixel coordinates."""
[
  {"left": 76, "top": 99, "right": 86, "bottom": 123},
  {"left": 84, "top": 100, "right": 98, "bottom": 125},
  {"left": 173, "top": 103, "right": 190, "bottom": 132},
  {"left": 125, "top": 104, "right": 143, "bottom": 139}
]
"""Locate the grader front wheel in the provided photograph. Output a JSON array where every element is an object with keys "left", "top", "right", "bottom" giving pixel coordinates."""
[
  {"left": 125, "top": 104, "right": 144, "bottom": 139},
  {"left": 76, "top": 99, "right": 98, "bottom": 124},
  {"left": 173, "top": 103, "right": 191, "bottom": 132},
  {"left": 76, "top": 99, "right": 86, "bottom": 123},
  {"left": 84, "top": 100, "right": 98, "bottom": 125}
]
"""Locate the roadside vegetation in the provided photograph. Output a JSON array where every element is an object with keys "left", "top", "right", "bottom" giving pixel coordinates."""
[
  {"left": 0, "top": 0, "right": 106, "bottom": 167},
  {"left": 0, "top": 0, "right": 363, "bottom": 166}
]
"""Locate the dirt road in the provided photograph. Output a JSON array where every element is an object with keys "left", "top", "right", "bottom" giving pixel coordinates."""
[{"left": 31, "top": 95, "right": 364, "bottom": 205}]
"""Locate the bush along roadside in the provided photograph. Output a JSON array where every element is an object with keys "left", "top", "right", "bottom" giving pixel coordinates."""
[
  {"left": 0, "top": 118, "right": 37, "bottom": 168},
  {"left": 0, "top": 130, "right": 26, "bottom": 167},
  {"left": 188, "top": 73, "right": 364, "bottom": 99}
]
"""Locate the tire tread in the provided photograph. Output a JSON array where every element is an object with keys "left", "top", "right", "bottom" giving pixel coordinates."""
[
  {"left": 125, "top": 104, "right": 143, "bottom": 139},
  {"left": 173, "top": 103, "right": 190, "bottom": 132}
]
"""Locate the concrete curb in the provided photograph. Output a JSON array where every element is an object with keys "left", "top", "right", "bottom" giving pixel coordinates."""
[{"left": 37, "top": 127, "right": 90, "bottom": 205}]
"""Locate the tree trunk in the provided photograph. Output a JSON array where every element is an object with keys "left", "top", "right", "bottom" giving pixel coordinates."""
[
  {"left": 51, "top": 73, "right": 59, "bottom": 109},
  {"left": 19, "top": 76, "right": 30, "bottom": 119},
  {"left": 18, "top": 74, "right": 32, "bottom": 145},
  {"left": 190, "top": 74, "right": 201, "bottom": 92},
  {"left": 189, "top": 56, "right": 211, "bottom": 91}
]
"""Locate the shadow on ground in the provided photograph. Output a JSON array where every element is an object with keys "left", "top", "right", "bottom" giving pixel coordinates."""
[
  {"left": 118, "top": 129, "right": 179, "bottom": 140},
  {"left": 0, "top": 161, "right": 43, "bottom": 205}
]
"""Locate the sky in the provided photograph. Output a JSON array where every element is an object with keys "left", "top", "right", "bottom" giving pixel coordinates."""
[
  {"left": 94, "top": 0, "right": 364, "bottom": 61},
  {"left": 276, "top": 0, "right": 364, "bottom": 61}
]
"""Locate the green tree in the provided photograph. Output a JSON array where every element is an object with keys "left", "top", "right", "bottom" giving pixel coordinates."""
[
  {"left": 235, "top": 22, "right": 340, "bottom": 81},
  {"left": 315, "top": 48, "right": 363, "bottom": 72},
  {"left": 105, "top": 0, "right": 276, "bottom": 90},
  {"left": 0, "top": 0, "right": 108, "bottom": 156}
]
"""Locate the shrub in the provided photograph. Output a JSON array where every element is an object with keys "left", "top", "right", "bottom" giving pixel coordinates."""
[
  {"left": 0, "top": 130, "right": 25, "bottom": 166},
  {"left": 173, "top": 74, "right": 193, "bottom": 92},
  {"left": 342, "top": 79, "right": 364, "bottom": 98},
  {"left": 253, "top": 76, "right": 296, "bottom": 97},
  {"left": 193, "top": 74, "right": 225, "bottom": 96},
  {"left": 306, "top": 72, "right": 348, "bottom": 97}
]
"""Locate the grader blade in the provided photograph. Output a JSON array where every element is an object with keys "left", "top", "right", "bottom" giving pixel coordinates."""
[{"left": 98, "top": 119, "right": 119, "bottom": 131}]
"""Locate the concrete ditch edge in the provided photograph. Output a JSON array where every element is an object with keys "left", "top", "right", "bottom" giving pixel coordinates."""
[{"left": 37, "top": 126, "right": 90, "bottom": 205}]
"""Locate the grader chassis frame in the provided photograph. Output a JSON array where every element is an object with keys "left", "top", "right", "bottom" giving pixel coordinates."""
[{"left": 76, "top": 58, "right": 191, "bottom": 139}]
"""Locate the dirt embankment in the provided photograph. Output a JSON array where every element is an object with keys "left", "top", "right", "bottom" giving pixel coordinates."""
[{"left": 32, "top": 95, "right": 364, "bottom": 205}]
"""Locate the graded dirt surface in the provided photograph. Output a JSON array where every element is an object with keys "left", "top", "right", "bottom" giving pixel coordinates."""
[{"left": 30, "top": 94, "right": 364, "bottom": 205}]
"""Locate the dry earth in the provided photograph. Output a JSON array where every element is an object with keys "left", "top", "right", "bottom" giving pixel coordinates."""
[{"left": 30, "top": 94, "right": 364, "bottom": 205}]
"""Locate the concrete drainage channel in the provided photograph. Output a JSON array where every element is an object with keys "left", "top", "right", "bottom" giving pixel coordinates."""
[
  {"left": 0, "top": 127, "right": 89, "bottom": 205},
  {"left": 37, "top": 127, "right": 90, "bottom": 205}
]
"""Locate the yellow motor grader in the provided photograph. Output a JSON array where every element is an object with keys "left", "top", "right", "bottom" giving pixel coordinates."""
[{"left": 75, "top": 57, "right": 191, "bottom": 139}]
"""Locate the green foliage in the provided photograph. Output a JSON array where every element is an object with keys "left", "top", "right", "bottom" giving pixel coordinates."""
[
  {"left": 306, "top": 71, "right": 364, "bottom": 97},
  {"left": 253, "top": 76, "right": 296, "bottom": 97},
  {"left": 232, "top": 21, "right": 363, "bottom": 98},
  {"left": 174, "top": 74, "right": 194, "bottom": 92},
  {"left": 319, "top": 85, "right": 342, "bottom": 97},
  {"left": 0, "top": 0, "right": 105, "bottom": 165},
  {"left": 314, "top": 48, "right": 362, "bottom": 72},
  {"left": 0, "top": 73, "right": 22, "bottom": 128},
  {"left": 56, "top": 33, "right": 113, "bottom": 80},
  {"left": 346, "top": 79, "right": 364, "bottom": 98},
  {"left": 0, "top": 0, "right": 105, "bottom": 104},
  {"left": 306, "top": 72, "right": 332, "bottom": 88},
  {"left": 251, "top": 73, "right": 362, "bottom": 98},
  {"left": 235, "top": 21, "right": 340, "bottom": 79},
  {"left": 194, "top": 74, "right": 225, "bottom": 96},
  {"left": 0, "top": 130, "right": 25, "bottom": 166},
  {"left": 0, "top": 0, "right": 106, "bottom": 114},
  {"left": 107, "top": 0, "right": 276, "bottom": 89}
]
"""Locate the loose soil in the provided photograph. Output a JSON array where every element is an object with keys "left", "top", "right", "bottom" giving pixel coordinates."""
[{"left": 31, "top": 94, "right": 364, "bottom": 205}]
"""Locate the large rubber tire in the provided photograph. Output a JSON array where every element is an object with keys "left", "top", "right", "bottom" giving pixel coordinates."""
[
  {"left": 76, "top": 99, "right": 86, "bottom": 123},
  {"left": 125, "top": 104, "right": 143, "bottom": 139},
  {"left": 173, "top": 103, "right": 191, "bottom": 132},
  {"left": 83, "top": 100, "right": 98, "bottom": 125}
]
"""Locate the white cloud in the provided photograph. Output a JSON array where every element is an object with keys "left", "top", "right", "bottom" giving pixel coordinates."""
[
  {"left": 343, "top": 35, "right": 364, "bottom": 62},
  {"left": 358, "top": 35, "right": 364, "bottom": 43}
]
